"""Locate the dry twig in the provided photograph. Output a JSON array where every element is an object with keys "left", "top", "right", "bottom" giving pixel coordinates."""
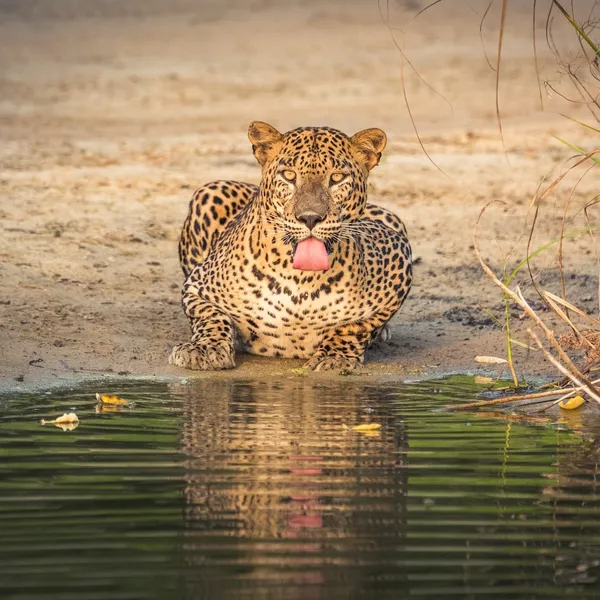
[{"left": 528, "top": 328, "right": 600, "bottom": 404}]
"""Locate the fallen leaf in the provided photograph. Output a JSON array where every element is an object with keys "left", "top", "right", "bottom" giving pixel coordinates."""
[
  {"left": 41, "top": 412, "right": 80, "bottom": 430},
  {"left": 96, "top": 393, "right": 128, "bottom": 406},
  {"left": 559, "top": 395, "right": 585, "bottom": 410},
  {"left": 289, "top": 368, "right": 308, "bottom": 376},
  {"left": 339, "top": 369, "right": 361, "bottom": 376},
  {"left": 475, "top": 356, "right": 508, "bottom": 364},
  {"left": 54, "top": 420, "right": 79, "bottom": 431},
  {"left": 352, "top": 423, "right": 382, "bottom": 432},
  {"left": 41, "top": 412, "right": 79, "bottom": 425}
]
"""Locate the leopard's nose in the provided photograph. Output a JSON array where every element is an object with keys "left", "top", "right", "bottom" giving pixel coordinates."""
[{"left": 296, "top": 212, "right": 323, "bottom": 231}]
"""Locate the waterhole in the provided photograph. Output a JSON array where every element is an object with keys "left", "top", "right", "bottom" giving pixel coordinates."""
[{"left": 0, "top": 376, "right": 599, "bottom": 599}]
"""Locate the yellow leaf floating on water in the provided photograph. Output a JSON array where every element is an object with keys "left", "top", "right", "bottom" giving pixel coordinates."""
[
  {"left": 96, "top": 393, "right": 128, "bottom": 406},
  {"left": 558, "top": 395, "right": 585, "bottom": 410},
  {"left": 54, "top": 421, "right": 79, "bottom": 431},
  {"left": 352, "top": 423, "right": 382, "bottom": 432},
  {"left": 41, "top": 413, "right": 79, "bottom": 431},
  {"left": 41, "top": 412, "right": 79, "bottom": 425}
]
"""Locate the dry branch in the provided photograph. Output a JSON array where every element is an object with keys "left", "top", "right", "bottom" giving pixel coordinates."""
[{"left": 528, "top": 328, "right": 600, "bottom": 405}]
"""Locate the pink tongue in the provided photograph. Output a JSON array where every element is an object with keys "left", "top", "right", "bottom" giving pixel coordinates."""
[{"left": 293, "top": 238, "right": 329, "bottom": 271}]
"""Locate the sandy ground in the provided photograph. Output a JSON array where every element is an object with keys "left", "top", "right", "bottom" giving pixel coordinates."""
[{"left": 0, "top": 0, "right": 598, "bottom": 392}]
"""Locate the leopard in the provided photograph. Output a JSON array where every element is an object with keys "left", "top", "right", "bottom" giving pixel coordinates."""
[{"left": 168, "top": 121, "right": 412, "bottom": 372}]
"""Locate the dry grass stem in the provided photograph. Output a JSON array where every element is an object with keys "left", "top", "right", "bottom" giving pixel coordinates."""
[
  {"left": 515, "top": 287, "right": 596, "bottom": 388},
  {"left": 542, "top": 293, "right": 597, "bottom": 352},
  {"left": 447, "top": 387, "right": 581, "bottom": 411},
  {"left": 475, "top": 202, "right": 600, "bottom": 398},
  {"left": 543, "top": 291, "right": 600, "bottom": 328},
  {"left": 448, "top": 376, "right": 600, "bottom": 411},
  {"left": 495, "top": 0, "right": 509, "bottom": 155},
  {"left": 474, "top": 205, "right": 592, "bottom": 382},
  {"left": 528, "top": 328, "right": 600, "bottom": 405},
  {"left": 539, "top": 376, "right": 600, "bottom": 412}
]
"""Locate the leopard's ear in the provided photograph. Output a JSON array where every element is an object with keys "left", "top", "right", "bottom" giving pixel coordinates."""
[
  {"left": 248, "top": 121, "right": 283, "bottom": 166},
  {"left": 350, "top": 128, "right": 387, "bottom": 171}
]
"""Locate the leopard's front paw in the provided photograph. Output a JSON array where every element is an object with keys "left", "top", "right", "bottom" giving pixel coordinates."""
[
  {"left": 169, "top": 342, "right": 235, "bottom": 371},
  {"left": 375, "top": 324, "right": 392, "bottom": 344},
  {"left": 305, "top": 354, "right": 362, "bottom": 372}
]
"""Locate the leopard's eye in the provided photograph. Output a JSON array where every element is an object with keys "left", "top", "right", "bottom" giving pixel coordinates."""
[
  {"left": 281, "top": 170, "right": 296, "bottom": 183},
  {"left": 330, "top": 172, "right": 346, "bottom": 185}
]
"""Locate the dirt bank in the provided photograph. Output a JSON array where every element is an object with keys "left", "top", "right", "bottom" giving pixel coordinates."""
[{"left": 1, "top": 0, "right": 598, "bottom": 392}]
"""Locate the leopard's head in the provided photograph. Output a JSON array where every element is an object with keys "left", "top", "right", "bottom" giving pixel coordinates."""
[{"left": 248, "top": 122, "right": 386, "bottom": 254}]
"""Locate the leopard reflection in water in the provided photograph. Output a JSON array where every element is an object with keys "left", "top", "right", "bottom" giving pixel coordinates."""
[{"left": 175, "top": 378, "right": 409, "bottom": 596}]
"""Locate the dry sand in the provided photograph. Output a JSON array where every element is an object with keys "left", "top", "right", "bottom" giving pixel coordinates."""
[{"left": 1, "top": 0, "right": 598, "bottom": 391}]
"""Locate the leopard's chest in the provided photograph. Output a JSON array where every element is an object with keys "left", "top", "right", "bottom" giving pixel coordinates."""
[{"left": 212, "top": 259, "right": 368, "bottom": 358}]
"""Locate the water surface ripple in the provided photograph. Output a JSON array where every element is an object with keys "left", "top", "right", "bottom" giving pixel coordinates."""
[{"left": 1, "top": 377, "right": 599, "bottom": 599}]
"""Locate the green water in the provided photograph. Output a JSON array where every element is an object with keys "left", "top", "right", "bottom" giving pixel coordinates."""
[{"left": 0, "top": 376, "right": 599, "bottom": 599}]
